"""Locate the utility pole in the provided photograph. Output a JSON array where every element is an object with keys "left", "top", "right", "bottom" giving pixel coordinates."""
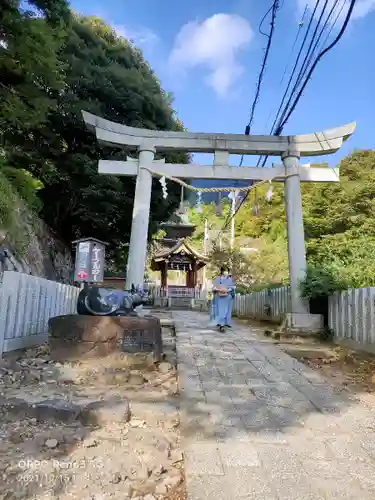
[
  {"left": 230, "top": 191, "right": 237, "bottom": 250},
  {"left": 203, "top": 219, "right": 209, "bottom": 255},
  {"left": 202, "top": 219, "right": 208, "bottom": 286}
]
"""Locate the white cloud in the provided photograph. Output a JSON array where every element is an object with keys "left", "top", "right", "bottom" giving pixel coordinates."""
[
  {"left": 352, "top": 0, "right": 375, "bottom": 19},
  {"left": 169, "top": 14, "right": 253, "bottom": 97},
  {"left": 112, "top": 25, "right": 159, "bottom": 47},
  {"left": 297, "top": 0, "right": 375, "bottom": 22}
]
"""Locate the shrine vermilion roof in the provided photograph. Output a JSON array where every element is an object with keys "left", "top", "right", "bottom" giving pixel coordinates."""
[
  {"left": 151, "top": 239, "right": 208, "bottom": 271},
  {"left": 153, "top": 239, "right": 207, "bottom": 261}
]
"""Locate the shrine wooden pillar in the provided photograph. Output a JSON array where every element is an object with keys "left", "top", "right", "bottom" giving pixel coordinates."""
[
  {"left": 186, "top": 269, "right": 192, "bottom": 288},
  {"left": 191, "top": 261, "right": 198, "bottom": 288},
  {"left": 161, "top": 261, "right": 168, "bottom": 290}
]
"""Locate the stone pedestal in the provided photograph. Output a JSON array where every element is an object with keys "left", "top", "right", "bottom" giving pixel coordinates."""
[
  {"left": 48, "top": 314, "right": 162, "bottom": 362},
  {"left": 284, "top": 313, "right": 323, "bottom": 335},
  {"left": 191, "top": 298, "right": 209, "bottom": 312},
  {"left": 153, "top": 297, "right": 168, "bottom": 308}
]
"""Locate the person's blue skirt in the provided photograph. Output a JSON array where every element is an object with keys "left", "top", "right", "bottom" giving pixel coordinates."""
[{"left": 213, "top": 295, "right": 232, "bottom": 327}]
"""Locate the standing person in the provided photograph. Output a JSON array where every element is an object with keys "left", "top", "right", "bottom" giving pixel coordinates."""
[
  {"left": 209, "top": 284, "right": 218, "bottom": 325},
  {"left": 212, "top": 266, "right": 236, "bottom": 332},
  {"left": 225, "top": 273, "right": 235, "bottom": 328}
]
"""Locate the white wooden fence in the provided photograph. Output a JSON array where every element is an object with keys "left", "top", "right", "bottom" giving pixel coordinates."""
[
  {"left": 2, "top": 271, "right": 375, "bottom": 354},
  {"left": 233, "top": 285, "right": 375, "bottom": 349},
  {"left": 0, "top": 271, "right": 79, "bottom": 355},
  {"left": 152, "top": 285, "right": 206, "bottom": 299},
  {"left": 233, "top": 286, "right": 290, "bottom": 322},
  {"left": 329, "top": 287, "right": 375, "bottom": 345}
]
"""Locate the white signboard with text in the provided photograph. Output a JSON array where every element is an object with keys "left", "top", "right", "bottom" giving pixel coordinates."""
[{"left": 73, "top": 239, "right": 106, "bottom": 283}]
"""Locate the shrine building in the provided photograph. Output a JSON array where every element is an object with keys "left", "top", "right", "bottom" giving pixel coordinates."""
[{"left": 150, "top": 217, "right": 208, "bottom": 297}]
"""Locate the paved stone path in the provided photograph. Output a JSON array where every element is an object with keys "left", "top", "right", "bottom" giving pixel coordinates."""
[{"left": 173, "top": 311, "right": 375, "bottom": 500}]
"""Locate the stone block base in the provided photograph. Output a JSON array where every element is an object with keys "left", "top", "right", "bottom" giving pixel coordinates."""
[
  {"left": 284, "top": 313, "right": 323, "bottom": 335},
  {"left": 153, "top": 297, "right": 169, "bottom": 308},
  {"left": 159, "top": 318, "right": 176, "bottom": 337},
  {"left": 48, "top": 315, "right": 162, "bottom": 362},
  {"left": 191, "top": 299, "right": 209, "bottom": 312}
]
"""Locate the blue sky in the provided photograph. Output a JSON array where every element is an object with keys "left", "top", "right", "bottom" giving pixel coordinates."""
[{"left": 70, "top": 0, "right": 374, "bottom": 174}]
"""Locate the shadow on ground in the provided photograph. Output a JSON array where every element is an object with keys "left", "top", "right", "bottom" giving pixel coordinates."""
[
  {"left": 170, "top": 314, "right": 375, "bottom": 445},
  {"left": 2, "top": 311, "right": 375, "bottom": 499},
  {"left": 0, "top": 323, "right": 183, "bottom": 500}
]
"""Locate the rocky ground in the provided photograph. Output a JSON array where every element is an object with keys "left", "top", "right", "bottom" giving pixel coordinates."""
[
  {"left": 0, "top": 317, "right": 186, "bottom": 500},
  {"left": 254, "top": 319, "right": 375, "bottom": 399},
  {"left": 294, "top": 345, "right": 375, "bottom": 393}
]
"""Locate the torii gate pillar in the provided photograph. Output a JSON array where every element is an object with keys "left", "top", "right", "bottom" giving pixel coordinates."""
[
  {"left": 282, "top": 151, "right": 314, "bottom": 328},
  {"left": 125, "top": 146, "right": 155, "bottom": 290}
]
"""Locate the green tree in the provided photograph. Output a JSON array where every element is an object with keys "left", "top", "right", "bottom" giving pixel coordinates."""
[
  {"left": 0, "top": 0, "right": 69, "bottom": 133},
  {"left": 208, "top": 246, "right": 254, "bottom": 288},
  {"left": 303, "top": 151, "right": 375, "bottom": 289},
  {"left": 208, "top": 237, "right": 288, "bottom": 291},
  {"left": 187, "top": 200, "right": 230, "bottom": 250},
  {"left": 3, "top": 11, "right": 188, "bottom": 264},
  {"left": 186, "top": 151, "right": 375, "bottom": 293}
]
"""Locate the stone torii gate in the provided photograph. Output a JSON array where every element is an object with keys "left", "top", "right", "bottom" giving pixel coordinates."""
[{"left": 82, "top": 111, "right": 355, "bottom": 330}]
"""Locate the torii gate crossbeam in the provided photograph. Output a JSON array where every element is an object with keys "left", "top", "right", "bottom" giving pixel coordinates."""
[{"left": 82, "top": 111, "right": 355, "bottom": 332}]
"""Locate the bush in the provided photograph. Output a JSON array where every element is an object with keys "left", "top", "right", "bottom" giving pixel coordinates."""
[
  {"left": 299, "top": 264, "right": 349, "bottom": 299},
  {"left": 0, "top": 170, "right": 16, "bottom": 230},
  {"left": 249, "top": 282, "right": 285, "bottom": 292},
  {"left": 235, "top": 284, "right": 251, "bottom": 295},
  {"left": 0, "top": 170, "right": 30, "bottom": 252},
  {"left": 0, "top": 162, "right": 42, "bottom": 254},
  {"left": 1, "top": 166, "right": 42, "bottom": 212}
]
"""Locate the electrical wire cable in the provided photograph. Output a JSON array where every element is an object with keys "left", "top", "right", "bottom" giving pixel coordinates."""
[
  {"left": 276, "top": 0, "right": 356, "bottom": 132},
  {"left": 293, "top": 0, "right": 331, "bottom": 88},
  {"left": 312, "top": 0, "right": 348, "bottom": 63},
  {"left": 259, "top": 4, "right": 274, "bottom": 36},
  {"left": 217, "top": 0, "right": 281, "bottom": 238},
  {"left": 243, "top": 1, "right": 347, "bottom": 209},
  {"left": 270, "top": 0, "right": 322, "bottom": 136},
  {"left": 229, "top": 1, "right": 322, "bottom": 225},
  {"left": 239, "top": 0, "right": 281, "bottom": 167},
  {"left": 276, "top": 0, "right": 342, "bottom": 130},
  {"left": 294, "top": 0, "right": 342, "bottom": 90},
  {"left": 230, "top": 1, "right": 318, "bottom": 228},
  {"left": 217, "top": 0, "right": 356, "bottom": 240},
  {"left": 263, "top": 3, "right": 309, "bottom": 133}
]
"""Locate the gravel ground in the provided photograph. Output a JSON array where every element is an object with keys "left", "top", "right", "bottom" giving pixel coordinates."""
[{"left": 0, "top": 319, "right": 186, "bottom": 500}]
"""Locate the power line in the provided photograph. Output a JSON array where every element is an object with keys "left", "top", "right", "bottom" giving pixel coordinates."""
[
  {"left": 239, "top": 0, "right": 281, "bottom": 167},
  {"left": 267, "top": 0, "right": 345, "bottom": 138},
  {"left": 277, "top": 0, "right": 356, "bottom": 131},
  {"left": 219, "top": 0, "right": 282, "bottom": 240},
  {"left": 227, "top": 2, "right": 321, "bottom": 228},
  {"left": 259, "top": 4, "right": 274, "bottom": 37},
  {"left": 218, "top": 0, "right": 356, "bottom": 237},
  {"left": 313, "top": 0, "right": 348, "bottom": 61},
  {"left": 275, "top": 0, "right": 342, "bottom": 130},
  {"left": 294, "top": 0, "right": 331, "bottom": 89},
  {"left": 294, "top": 0, "right": 342, "bottom": 90},
  {"left": 263, "top": 4, "right": 309, "bottom": 133},
  {"left": 279, "top": 4, "right": 309, "bottom": 90},
  {"left": 230, "top": 1, "right": 323, "bottom": 222},
  {"left": 270, "top": 0, "right": 322, "bottom": 136}
]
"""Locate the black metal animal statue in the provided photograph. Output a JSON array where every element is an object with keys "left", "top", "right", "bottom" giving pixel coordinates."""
[{"left": 77, "top": 284, "right": 152, "bottom": 316}]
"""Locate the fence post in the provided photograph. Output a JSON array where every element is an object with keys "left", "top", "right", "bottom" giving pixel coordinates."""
[{"left": 0, "top": 276, "right": 6, "bottom": 357}]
